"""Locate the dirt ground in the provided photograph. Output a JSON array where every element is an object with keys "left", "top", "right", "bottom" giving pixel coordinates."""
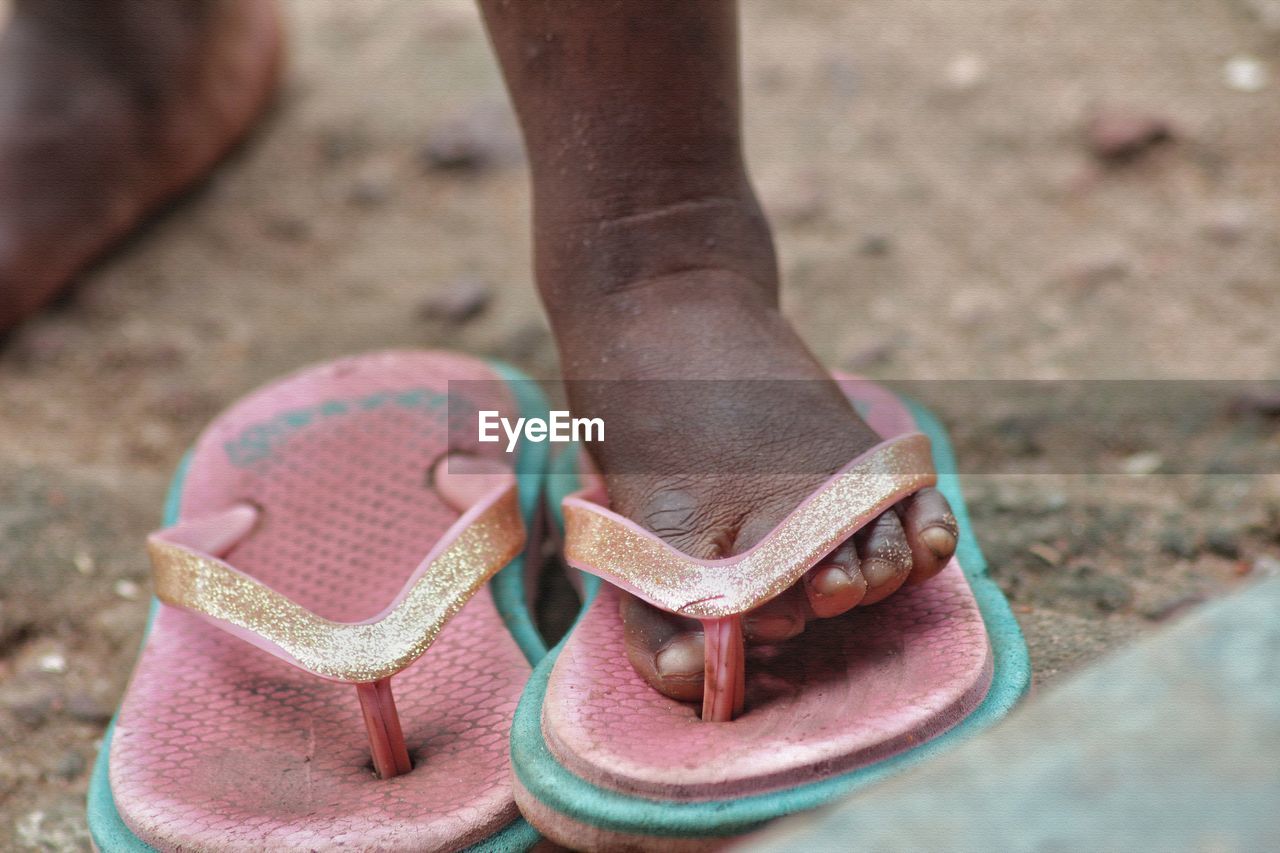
[{"left": 2, "top": 0, "right": 1279, "bottom": 849}]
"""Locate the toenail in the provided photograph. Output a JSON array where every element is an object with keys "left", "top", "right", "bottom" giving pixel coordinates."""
[
  {"left": 811, "top": 565, "right": 853, "bottom": 598},
  {"left": 655, "top": 639, "right": 703, "bottom": 679},
  {"left": 746, "top": 614, "right": 799, "bottom": 638},
  {"left": 920, "top": 525, "right": 957, "bottom": 559},
  {"left": 862, "top": 558, "right": 898, "bottom": 587}
]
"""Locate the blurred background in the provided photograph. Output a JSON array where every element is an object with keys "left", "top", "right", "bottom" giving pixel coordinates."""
[{"left": 2, "top": 0, "right": 1279, "bottom": 847}]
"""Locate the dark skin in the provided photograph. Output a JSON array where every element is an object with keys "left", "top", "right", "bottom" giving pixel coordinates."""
[
  {"left": 0, "top": 0, "right": 281, "bottom": 329},
  {"left": 478, "top": 0, "right": 958, "bottom": 700},
  {"left": 1, "top": 0, "right": 958, "bottom": 702}
]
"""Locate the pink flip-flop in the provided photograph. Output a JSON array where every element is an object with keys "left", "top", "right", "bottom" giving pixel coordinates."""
[
  {"left": 89, "top": 351, "right": 551, "bottom": 851},
  {"left": 511, "top": 375, "right": 1030, "bottom": 850}
]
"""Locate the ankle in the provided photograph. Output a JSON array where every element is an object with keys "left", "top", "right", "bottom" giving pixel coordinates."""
[{"left": 533, "top": 185, "right": 780, "bottom": 325}]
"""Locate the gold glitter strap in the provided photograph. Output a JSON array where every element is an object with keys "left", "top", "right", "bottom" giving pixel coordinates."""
[
  {"left": 562, "top": 432, "right": 936, "bottom": 618},
  {"left": 148, "top": 481, "right": 525, "bottom": 683}
]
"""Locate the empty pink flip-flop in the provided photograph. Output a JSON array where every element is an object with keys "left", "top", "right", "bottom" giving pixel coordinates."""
[
  {"left": 89, "top": 351, "right": 551, "bottom": 851},
  {"left": 511, "top": 375, "right": 1029, "bottom": 850}
]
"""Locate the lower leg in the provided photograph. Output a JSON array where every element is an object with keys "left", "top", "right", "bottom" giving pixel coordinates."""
[{"left": 478, "top": 0, "right": 776, "bottom": 327}]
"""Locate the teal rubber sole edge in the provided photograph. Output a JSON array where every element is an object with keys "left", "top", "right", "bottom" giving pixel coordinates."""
[
  {"left": 87, "top": 359, "right": 551, "bottom": 852},
  {"left": 511, "top": 396, "right": 1033, "bottom": 840}
]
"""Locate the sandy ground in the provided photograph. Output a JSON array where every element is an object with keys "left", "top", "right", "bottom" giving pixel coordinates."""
[{"left": 2, "top": 0, "right": 1279, "bottom": 848}]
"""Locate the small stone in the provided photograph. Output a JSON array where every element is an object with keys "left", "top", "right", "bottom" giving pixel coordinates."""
[
  {"left": 13, "top": 802, "right": 90, "bottom": 850},
  {"left": 1028, "top": 543, "right": 1062, "bottom": 566},
  {"left": 1138, "top": 590, "right": 1205, "bottom": 622},
  {"left": 1159, "top": 527, "right": 1200, "bottom": 559},
  {"left": 92, "top": 601, "right": 147, "bottom": 644},
  {"left": 347, "top": 177, "right": 390, "bottom": 207},
  {"left": 418, "top": 279, "right": 492, "bottom": 323},
  {"left": 497, "top": 322, "right": 552, "bottom": 363},
  {"left": 858, "top": 234, "right": 893, "bottom": 256},
  {"left": 1121, "top": 452, "right": 1164, "bottom": 476},
  {"left": 1072, "top": 569, "right": 1133, "bottom": 612},
  {"left": 843, "top": 342, "right": 895, "bottom": 372},
  {"left": 943, "top": 53, "right": 986, "bottom": 91},
  {"left": 53, "top": 750, "right": 86, "bottom": 780},
  {"left": 420, "top": 104, "right": 521, "bottom": 173},
  {"left": 65, "top": 691, "right": 115, "bottom": 725},
  {"left": 1205, "top": 528, "right": 1241, "bottom": 559},
  {"left": 1223, "top": 55, "right": 1269, "bottom": 93},
  {"left": 1085, "top": 110, "right": 1173, "bottom": 162},
  {"left": 1227, "top": 388, "right": 1280, "bottom": 418},
  {"left": 1062, "top": 252, "right": 1131, "bottom": 291},
  {"left": 73, "top": 550, "right": 95, "bottom": 576},
  {"left": 319, "top": 128, "right": 367, "bottom": 163},
  {"left": 37, "top": 652, "right": 67, "bottom": 675},
  {"left": 1253, "top": 555, "right": 1280, "bottom": 577},
  {"left": 1202, "top": 201, "right": 1254, "bottom": 244},
  {"left": 1244, "top": 0, "right": 1280, "bottom": 31},
  {"left": 263, "top": 215, "right": 311, "bottom": 243},
  {"left": 114, "top": 579, "right": 142, "bottom": 601},
  {"left": 1, "top": 681, "right": 60, "bottom": 727}
]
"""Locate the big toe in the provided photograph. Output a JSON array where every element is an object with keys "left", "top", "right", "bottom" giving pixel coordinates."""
[{"left": 620, "top": 591, "right": 705, "bottom": 702}]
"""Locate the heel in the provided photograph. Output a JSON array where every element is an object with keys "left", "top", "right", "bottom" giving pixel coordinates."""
[
  {"left": 701, "top": 615, "right": 745, "bottom": 722},
  {"left": 356, "top": 677, "right": 412, "bottom": 778}
]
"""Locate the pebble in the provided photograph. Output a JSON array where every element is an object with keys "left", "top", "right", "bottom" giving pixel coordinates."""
[
  {"left": 1028, "top": 543, "right": 1063, "bottom": 566},
  {"left": 347, "top": 177, "right": 391, "bottom": 208},
  {"left": 1121, "top": 452, "right": 1164, "bottom": 476},
  {"left": 843, "top": 342, "right": 895, "bottom": 372},
  {"left": 1138, "top": 590, "right": 1205, "bottom": 622},
  {"left": 73, "top": 550, "right": 95, "bottom": 576},
  {"left": 1253, "top": 555, "right": 1280, "bottom": 577},
  {"left": 1223, "top": 55, "right": 1269, "bottom": 93},
  {"left": 1062, "top": 252, "right": 1131, "bottom": 292},
  {"left": 1244, "top": 0, "right": 1280, "bottom": 31},
  {"left": 419, "top": 279, "right": 492, "bottom": 323},
  {"left": 858, "top": 234, "right": 893, "bottom": 256},
  {"left": 1072, "top": 568, "right": 1133, "bottom": 612},
  {"left": 263, "top": 215, "right": 311, "bottom": 243},
  {"left": 36, "top": 653, "right": 67, "bottom": 675},
  {"left": 1205, "top": 528, "right": 1241, "bottom": 559},
  {"left": 420, "top": 104, "right": 521, "bottom": 173},
  {"left": 497, "top": 322, "right": 552, "bottom": 363},
  {"left": 53, "top": 750, "right": 85, "bottom": 780},
  {"left": 1227, "top": 389, "right": 1280, "bottom": 418},
  {"left": 1159, "top": 527, "right": 1200, "bottom": 559},
  {"left": 1, "top": 681, "right": 60, "bottom": 727},
  {"left": 114, "top": 579, "right": 142, "bottom": 601},
  {"left": 943, "top": 53, "right": 987, "bottom": 91},
  {"left": 1202, "top": 201, "right": 1254, "bottom": 244},
  {"left": 65, "top": 691, "right": 115, "bottom": 725},
  {"left": 1085, "top": 110, "right": 1173, "bottom": 162}
]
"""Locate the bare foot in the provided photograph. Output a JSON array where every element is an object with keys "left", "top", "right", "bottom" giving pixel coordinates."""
[{"left": 0, "top": 0, "right": 282, "bottom": 332}]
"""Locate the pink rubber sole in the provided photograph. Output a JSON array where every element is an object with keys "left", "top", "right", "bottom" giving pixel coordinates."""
[
  {"left": 109, "top": 351, "right": 533, "bottom": 851},
  {"left": 539, "top": 376, "right": 994, "bottom": 802}
]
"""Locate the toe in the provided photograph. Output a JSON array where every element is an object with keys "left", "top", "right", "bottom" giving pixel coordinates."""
[
  {"left": 744, "top": 586, "right": 808, "bottom": 643},
  {"left": 897, "top": 487, "right": 958, "bottom": 586},
  {"left": 620, "top": 591, "right": 705, "bottom": 702},
  {"left": 801, "top": 538, "right": 867, "bottom": 618},
  {"left": 854, "top": 510, "right": 913, "bottom": 605}
]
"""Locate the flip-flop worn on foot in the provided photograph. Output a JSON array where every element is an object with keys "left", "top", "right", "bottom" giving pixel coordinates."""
[
  {"left": 512, "top": 375, "right": 1031, "bottom": 850},
  {"left": 87, "top": 351, "right": 552, "bottom": 852}
]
